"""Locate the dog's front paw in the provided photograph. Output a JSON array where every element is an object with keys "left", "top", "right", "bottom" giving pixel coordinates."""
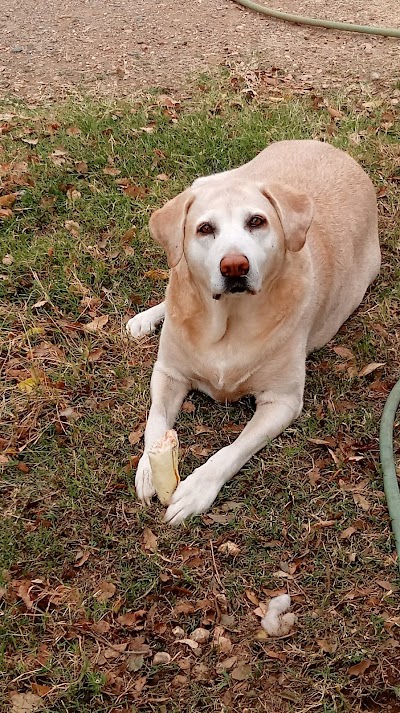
[
  {"left": 126, "top": 313, "right": 158, "bottom": 338},
  {"left": 164, "top": 467, "right": 222, "bottom": 525},
  {"left": 135, "top": 453, "right": 156, "bottom": 505}
]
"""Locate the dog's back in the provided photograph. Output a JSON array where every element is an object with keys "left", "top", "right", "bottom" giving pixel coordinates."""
[{"left": 240, "top": 140, "right": 380, "bottom": 350}]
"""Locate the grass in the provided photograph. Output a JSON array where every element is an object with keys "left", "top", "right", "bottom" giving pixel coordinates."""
[{"left": 1, "top": 70, "right": 400, "bottom": 712}]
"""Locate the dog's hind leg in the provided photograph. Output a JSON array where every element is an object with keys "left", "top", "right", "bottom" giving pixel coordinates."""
[{"left": 126, "top": 301, "right": 165, "bottom": 338}]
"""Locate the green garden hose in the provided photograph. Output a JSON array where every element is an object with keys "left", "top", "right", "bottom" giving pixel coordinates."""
[
  {"left": 230, "top": 0, "right": 400, "bottom": 38},
  {"left": 380, "top": 378, "right": 400, "bottom": 573}
]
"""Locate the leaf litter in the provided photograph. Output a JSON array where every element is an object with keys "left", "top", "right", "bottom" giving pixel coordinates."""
[{"left": 1, "top": 84, "right": 400, "bottom": 713}]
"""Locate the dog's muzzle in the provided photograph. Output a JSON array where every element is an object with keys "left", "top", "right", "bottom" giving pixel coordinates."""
[{"left": 213, "top": 276, "right": 256, "bottom": 299}]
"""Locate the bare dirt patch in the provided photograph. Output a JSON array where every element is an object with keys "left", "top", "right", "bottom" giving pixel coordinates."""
[{"left": 1, "top": 0, "right": 399, "bottom": 101}]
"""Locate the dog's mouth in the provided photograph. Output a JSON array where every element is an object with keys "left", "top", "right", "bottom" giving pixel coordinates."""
[{"left": 213, "top": 277, "right": 256, "bottom": 300}]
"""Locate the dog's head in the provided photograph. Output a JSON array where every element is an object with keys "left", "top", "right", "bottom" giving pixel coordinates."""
[{"left": 149, "top": 174, "right": 313, "bottom": 299}]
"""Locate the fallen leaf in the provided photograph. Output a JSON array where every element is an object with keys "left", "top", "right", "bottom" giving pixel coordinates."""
[
  {"left": 317, "top": 638, "right": 338, "bottom": 654},
  {"left": 174, "top": 638, "right": 199, "bottom": 650},
  {"left": 218, "top": 541, "right": 240, "bottom": 556},
  {"left": 181, "top": 401, "right": 196, "bottom": 414},
  {"left": 66, "top": 126, "right": 81, "bottom": 135},
  {"left": 353, "top": 493, "right": 370, "bottom": 511},
  {"left": 91, "top": 620, "right": 110, "bottom": 634},
  {"left": 31, "top": 684, "right": 51, "bottom": 698},
  {"left": 117, "top": 610, "right": 146, "bottom": 627},
  {"left": 59, "top": 407, "right": 81, "bottom": 422},
  {"left": 103, "top": 166, "right": 121, "bottom": 176},
  {"left": 172, "top": 601, "right": 195, "bottom": 615},
  {"left": 66, "top": 188, "right": 81, "bottom": 202},
  {"left": 142, "top": 528, "right": 157, "bottom": 552},
  {"left": 84, "top": 315, "right": 109, "bottom": 332},
  {"left": 245, "top": 589, "right": 259, "bottom": 606},
  {"left": 307, "top": 436, "right": 336, "bottom": 447},
  {"left": 0, "top": 193, "right": 18, "bottom": 207},
  {"left": 121, "top": 226, "right": 136, "bottom": 243},
  {"left": 32, "top": 299, "right": 47, "bottom": 309},
  {"left": 75, "top": 161, "right": 88, "bottom": 174},
  {"left": 10, "top": 692, "right": 43, "bottom": 713},
  {"left": 87, "top": 348, "right": 104, "bottom": 363},
  {"left": 0, "top": 208, "right": 14, "bottom": 219},
  {"left": 263, "top": 648, "right": 287, "bottom": 661},
  {"left": 74, "top": 550, "right": 90, "bottom": 567},
  {"left": 144, "top": 268, "right": 170, "bottom": 281},
  {"left": 156, "top": 173, "right": 169, "bottom": 181},
  {"left": 333, "top": 346, "right": 355, "bottom": 360},
  {"left": 231, "top": 663, "right": 252, "bottom": 681},
  {"left": 348, "top": 659, "right": 372, "bottom": 676},
  {"left": 2, "top": 253, "right": 14, "bottom": 265},
  {"left": 17, "top": 581, "right": 33, "bottom": 609},
  {"left": 128, "top": 429, "right": 144, "bottom": 446},
  {"left": 358, "top": 362, "right": 385, "bottom": 377},
  {"left": 123, "top": 184, "right": 147, "bottom": 199},
  {"left": 215, "top": 635, "right": 233, "bottom": 653},
  {"left": 308, "top": 466, "right": 321, "bottom": 486},
  {"left": 376, "top": 580, "right": 399, "bottom": 592},
  {"left": 153, "top": 652, "right": 171, "bottom": 665},
  {"left": 326, "top": 106, "right": 342, "bottom": 120},
  {"left": 205, "top": 512, "right": 235, "bottom": 525},
  {"left": 64, "top": 220, "right": 80, "bottom": 237},
  {"left": 158, "top": 94, "right": 179, "bottom": 107},
  {"left": 340, "top": 526, "right": 357, "bottom": 540},
  {"left": 101, "top": 642, "right": 128, "bottom": 661},
  {"left": 17, "top": 376, "right": 41, "bottom": 393},
  {"left": 216, "top": 656, "right": 237, "bottom": 673},
  {"left": 190, "top": 628, "right": 210, "bottom": 644},
  {"left": 93, "top": 581, "right": 116, "bottom": 602},
  {"left": 127, "top": 654, "right": 144, "bottom": 672}
]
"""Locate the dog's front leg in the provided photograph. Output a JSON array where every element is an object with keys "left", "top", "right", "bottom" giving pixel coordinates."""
[
  {"left": 135, "top": 366, "right": 189, "bottom": 504},
  {"left": 165, "top": 392, "right": 303, "bottom": 525}
]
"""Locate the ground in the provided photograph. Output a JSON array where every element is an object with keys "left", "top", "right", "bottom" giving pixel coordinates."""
[
  {"left": 1, "top": 4, "right": 400, "bottom": 713},
  {"left": 1, "top": 0, "right": 400, "bottom": 100}
]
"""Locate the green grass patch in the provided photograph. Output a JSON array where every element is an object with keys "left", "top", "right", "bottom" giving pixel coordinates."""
[{"left": 1, "top": 72, "right": 400, "bottom": 712}]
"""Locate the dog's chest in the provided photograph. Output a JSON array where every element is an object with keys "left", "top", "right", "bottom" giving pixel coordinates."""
[{"left": 190, "top": 341, "right": 262, "bottom": 401}]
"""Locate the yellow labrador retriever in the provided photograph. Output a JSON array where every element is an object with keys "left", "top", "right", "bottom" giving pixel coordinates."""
[{"left": 127, "top": 140, "right": 381, "bottom": 525}]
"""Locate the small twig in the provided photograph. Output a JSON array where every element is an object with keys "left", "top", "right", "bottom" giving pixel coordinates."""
[{"left": 209, "top": 539, "right": 224, "bottom": 590}]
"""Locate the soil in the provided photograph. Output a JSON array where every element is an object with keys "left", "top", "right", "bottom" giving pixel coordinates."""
[{"left": 1, "top": 0, "right": 399, "bottom": 101}]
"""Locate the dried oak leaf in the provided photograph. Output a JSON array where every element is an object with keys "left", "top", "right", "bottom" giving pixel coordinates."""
[
  {"left": 0, "top": 193, "right": 18, "bottom": 207},
  {"left": 10, "top": 692, "right": 43, "bottom": 713},
  {"left": 64, "top": 220, "right": 80, "bottom": 237},
  {"left": 144, "top": 268, "right": 170, "bottom": 281},
  {"left": 231, "top": 662, "right": 252, "bottom": 681},
  {"left": 142, "top": 528, "right": 157, "bottom": 553},
  {"left": 348, "top": 659, "right": 372, "bottom": 677},
  {"left": 128, "top": 429, "right": 144, "bottom": 446},
  {"left": 83, "top": 315, "right": 109, "bottom": 332},
  {"left": 117, "top": 610, "right": 146, "bottom": 628},
  {"left": 93, "top": 581, "right": 116, "bottom": 602}
]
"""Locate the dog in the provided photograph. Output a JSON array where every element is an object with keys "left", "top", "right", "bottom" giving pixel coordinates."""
[{"left": 126, "top": 140, "right": 381, "bottom": 525}]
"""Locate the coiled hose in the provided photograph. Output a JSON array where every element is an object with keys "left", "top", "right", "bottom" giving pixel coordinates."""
[
  {"left": 230, "top": 0, "right": 400, "bottom": 38},
  {"left": 380, "top": 379, "right": 400, "bottom": 573}
]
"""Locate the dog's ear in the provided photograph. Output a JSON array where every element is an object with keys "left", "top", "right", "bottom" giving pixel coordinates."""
[
  {"left": 149, "top": 189, "right": 194, "bottom": 268},
  {"left": 262, "top": 183, "right": 313, "bottom": 252}
]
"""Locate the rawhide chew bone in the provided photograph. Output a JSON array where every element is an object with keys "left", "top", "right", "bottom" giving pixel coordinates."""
[{"left": 148, "top": 430, "right": 180, "bottom": 505}]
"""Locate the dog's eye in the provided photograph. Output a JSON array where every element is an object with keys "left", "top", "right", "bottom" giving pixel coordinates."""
[
  {"left": 197, "top": 222, "right": 214, "bottom": 235},
  {"left": 248, "top": 215, "right": 267, "bottom": 228}
]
